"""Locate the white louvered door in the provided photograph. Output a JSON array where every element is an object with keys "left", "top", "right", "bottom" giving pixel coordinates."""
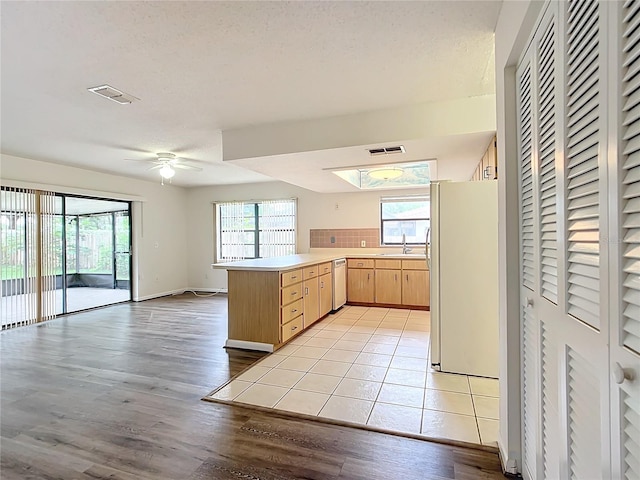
[
  {"left": 560, "top": 2, "right": 611, "bottom": 477},
  {"left": 517, "top": 51, "right": 542, "bottom": 480},
  {"left": 611, "top": 2, "right": 640, "bottom": 479},
  {"left": 516, "top": 0, "right": 612, "bottom": 480}
]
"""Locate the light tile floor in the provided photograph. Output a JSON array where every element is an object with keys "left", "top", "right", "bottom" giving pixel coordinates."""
[{"left": 208, "top": 305, "right": 499, "bottom": 446}]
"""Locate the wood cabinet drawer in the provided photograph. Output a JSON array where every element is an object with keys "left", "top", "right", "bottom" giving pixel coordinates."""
[
  {"left": 319, "top": 262, "right": 332, "bottom": 275},
  {"left": 347, "top": 258, "right": 374, "bottom": 269},
  {"left": 402, "top": 259, "right": 428, "bottom": 270},
  {"left": 282, "top": 283, "right": 303, "bottom": 305},
  {"left": 281, "top": 269, "right": 302, "bottom": 287},
  {"left": 281, "top": 298, "right": 303, "bottom": 324},
  {"left": 281, "top": 315, "right": 303, "bottom": 343},
  {"left": 303, "top": 265, "right": 319, "bottom": 279},
  {"left": 375, "top": 259, "right": 401, "bottom": 269}
]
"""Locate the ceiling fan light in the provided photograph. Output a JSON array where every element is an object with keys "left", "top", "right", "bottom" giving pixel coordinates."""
[
  {"left": 367, "top": 167, "right": 404, "bottom": 180},
  {"left": 159, "top": 165, "right": 175, "bottom": 179}
]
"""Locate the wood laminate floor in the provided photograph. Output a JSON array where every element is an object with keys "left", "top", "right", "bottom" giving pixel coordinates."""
[{"left": 0, "top": 293, "right": 506, "bottom": 479}]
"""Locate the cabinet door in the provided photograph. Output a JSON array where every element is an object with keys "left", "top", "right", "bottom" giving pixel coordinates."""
[
  {"left": 402, "top": 270, "right": 429, "bottom": 306},
  {"left": 319, "top": 273, "right": 332, "bottom": 318},
  {"left": 347, "top": 268, "right": 374, "bottom": 303},
  {"left": 303, "top": 276, "right": 319, "bottom": 327},
  {"left": 375, "top": 269, "right": 401, "bottom": 304}
]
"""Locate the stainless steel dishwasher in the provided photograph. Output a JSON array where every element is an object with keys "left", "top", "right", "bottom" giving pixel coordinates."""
[{"left": 332, "top": 258, "right": 347, "bottom": 311}]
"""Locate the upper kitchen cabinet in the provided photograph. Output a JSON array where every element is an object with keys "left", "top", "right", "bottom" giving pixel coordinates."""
[{"left": 471, "top": 135, "right": 497, "bottom": 181}]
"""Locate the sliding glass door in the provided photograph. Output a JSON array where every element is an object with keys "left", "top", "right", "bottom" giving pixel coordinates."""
[
  {"left": 1, "top": 189, "right": 131, "bottom": 329},
  {"left": 63, "top": 197, "right": 131, "bottom": 313}
]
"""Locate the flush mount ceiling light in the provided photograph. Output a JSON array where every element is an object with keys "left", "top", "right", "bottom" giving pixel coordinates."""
[
  {"left": 159, "top": 164, "right": 175, "bottom": 179},
  {"left": 329, "top": 160, "right": 435, "bottom": 190},
  {"left": 368, "top": 167, "right": 404, "bottom": 180}
]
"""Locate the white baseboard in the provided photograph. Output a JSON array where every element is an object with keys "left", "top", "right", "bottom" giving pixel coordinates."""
[
  {"left": 184, "top": 287, "right": 228, "bottom": 294},
  {"left": 133, "top": 288, "right": 186, "bottom": 302},
  {"left": 498, "top": 440, "right": 519, "bottom": 476},
  {"left": 225, "top": 339, "right": 273, "bottom": 352},
  {"left": 133, "top": 287, "right": 228, "bottom": 302}
]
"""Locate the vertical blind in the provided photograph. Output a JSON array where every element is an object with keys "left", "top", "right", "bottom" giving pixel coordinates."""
[
  {"left": 216, "top": 199, "right": 296, "bottom": 261},
  {"left": 1, "top": 187, "right": 58, "bottom": 329}
]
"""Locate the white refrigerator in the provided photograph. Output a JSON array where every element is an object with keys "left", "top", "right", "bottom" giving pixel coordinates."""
[{"left": 429, "top": 180, "right": 499, "bottom": 378}]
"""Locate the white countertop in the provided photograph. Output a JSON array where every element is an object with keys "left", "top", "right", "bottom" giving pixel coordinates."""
[{"left": 212, "top": 252, "right": 426, "bottom": 272}]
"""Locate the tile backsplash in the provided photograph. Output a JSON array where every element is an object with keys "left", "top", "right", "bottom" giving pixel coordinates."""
[{"left": 310, "top": 228, "right": 380, "bottom": 248}]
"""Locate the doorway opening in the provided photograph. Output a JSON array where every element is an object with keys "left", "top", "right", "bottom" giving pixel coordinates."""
[{"left": 1, "top": 188, "right": 132, "bottom": 329}]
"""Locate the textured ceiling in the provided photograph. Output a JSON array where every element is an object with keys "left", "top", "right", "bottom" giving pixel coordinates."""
[{"left": 0, "top": 1, "right": 502, "bottom": 189}]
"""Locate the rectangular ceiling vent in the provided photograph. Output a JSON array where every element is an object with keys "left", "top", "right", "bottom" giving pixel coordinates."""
[
  {"left": 88, "top": 84, "right": 138, "bottom": 104},
  {"left": 368, "top": 145, "right": 405, "bottom": 156}
]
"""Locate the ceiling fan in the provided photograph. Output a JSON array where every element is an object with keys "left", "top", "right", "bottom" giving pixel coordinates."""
[{"left": 125, "top": 152, "right": 203, "bottom": 184}]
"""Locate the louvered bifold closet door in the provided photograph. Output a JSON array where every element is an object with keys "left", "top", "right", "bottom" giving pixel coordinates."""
[
  {"left": 617, "top": 2, "right": 640, "bottom": 479},
  {"left": 537, "top": 17, "right": 559, "bottom": 305},
  {"left": 565, "top": 0, "right": 602, "bottom": 330},
  {"left": 621, "top": 0, "right": 640, "bottom": 359},
  {"left": 517, "top": 54, "right": 541, "bottom": 480},
  {"left": 566, "top": 347, "right": 603, "bottom": 479},
  {"left": 534, "top": 10, "right": 562, "bottom": 480},
  {"left": 519, "top": 59, "right": 536, "bottom": 292}
]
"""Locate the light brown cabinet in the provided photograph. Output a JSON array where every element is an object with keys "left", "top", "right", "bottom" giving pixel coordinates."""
[
  {"left": 402, "top": 270, "right": 429, "bottom": 306},
  {"left": 346, "top": 257, "right": 429, "bottom": 309},
  {"left": 303, "top": 275, "right": 320, "bottom": 327},
  {"left": 226, "top": 261, "right": 334, "bottom": 350},
  {"left": 374, "top": 259, "right": 402, "bottom": 305},
  {"left": 347, "top": 267, "right": 375, "bottom": 303},
  {"left": 319, "top": 272, "right": 333, "bottom": 318},
  {"left": 401, "top": 259, "right": 429, "bottom": 307}
]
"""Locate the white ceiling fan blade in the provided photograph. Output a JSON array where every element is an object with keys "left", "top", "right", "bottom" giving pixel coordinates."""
[
  {"left": 174, "top": 156, "right": 209, "bottom": 166},
  {"left": 173, "top": 164, "right": 202, "bottom": 171},
  {"left": 124, "top": 157, "right": 157, "bottom": 163}
]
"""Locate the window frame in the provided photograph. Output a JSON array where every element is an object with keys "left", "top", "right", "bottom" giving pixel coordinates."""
[
  {"left": 216, "top": 199, "right": 297, "bottom": 261},
  {"left": 379, "top": 195, "right": 429, "bottom": 246}
]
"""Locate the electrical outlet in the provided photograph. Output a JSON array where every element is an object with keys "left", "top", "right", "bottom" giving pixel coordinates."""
[{"left": 361, "top": 240, "right": 366, "bottom": 247}]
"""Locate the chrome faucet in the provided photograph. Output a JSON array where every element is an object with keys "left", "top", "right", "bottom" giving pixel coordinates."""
[{"left": 402, "top": 233, "right": 412, "bottom": 254}]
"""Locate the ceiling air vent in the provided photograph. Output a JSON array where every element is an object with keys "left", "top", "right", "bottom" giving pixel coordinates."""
[
  {"left": 88, "top": 84, "right": 138, "bottom": 104},
  {"left": 368, "top": 145, "right": 405, "bottom": 156}
]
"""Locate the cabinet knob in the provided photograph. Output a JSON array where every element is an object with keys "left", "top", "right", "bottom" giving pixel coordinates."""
[
  {"left": 291, "top": 275, "right": 297, "bottom": 279},
  {"left": 291, "top": 291, "right": 297, "bottom": 296},
  {"left": 292, "top": 309, "right": 298, "bottom": 313},
  {"left": 291, "top": 325, "right": 298, "bottom": 331},
  {"left": 613, "top": 362, "right": 635, "bottom": 384}
]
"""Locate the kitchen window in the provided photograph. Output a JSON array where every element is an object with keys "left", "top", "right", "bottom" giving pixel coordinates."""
[
  {"left": 380, "top": 196, "right": 429, "bottom": 245},
  {"left": 216, "top": 199, "right": 296, "bottom": 261}
]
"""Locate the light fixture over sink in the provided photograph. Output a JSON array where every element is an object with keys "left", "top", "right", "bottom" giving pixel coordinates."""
[{"left": 368, "top": 167, "right": 404, "bottom": 180}]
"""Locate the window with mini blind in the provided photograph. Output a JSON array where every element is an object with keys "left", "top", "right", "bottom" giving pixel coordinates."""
[
  {"left": 380, "top": 196, "right": 429, "bottom": 245},
  {"left": 215, "top": 199, "right": 297, "bottom": 261}
]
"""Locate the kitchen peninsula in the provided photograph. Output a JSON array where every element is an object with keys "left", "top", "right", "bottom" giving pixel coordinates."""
[{"left": 214, "top": 253, "right": 428, "bottom": 352}]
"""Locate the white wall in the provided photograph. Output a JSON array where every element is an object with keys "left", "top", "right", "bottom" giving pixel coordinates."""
[
  {"left": 185, "top": 181, "right": 427, "bottom": 290},
  {"left": 223, "top": 95, "right": 496, "bottom": 160},
  {"left": 494, "top": 0, "right": 543, "bottom": 475},
  {"left": 0, "top": 153, "right": 190, "bottom": 300}
]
